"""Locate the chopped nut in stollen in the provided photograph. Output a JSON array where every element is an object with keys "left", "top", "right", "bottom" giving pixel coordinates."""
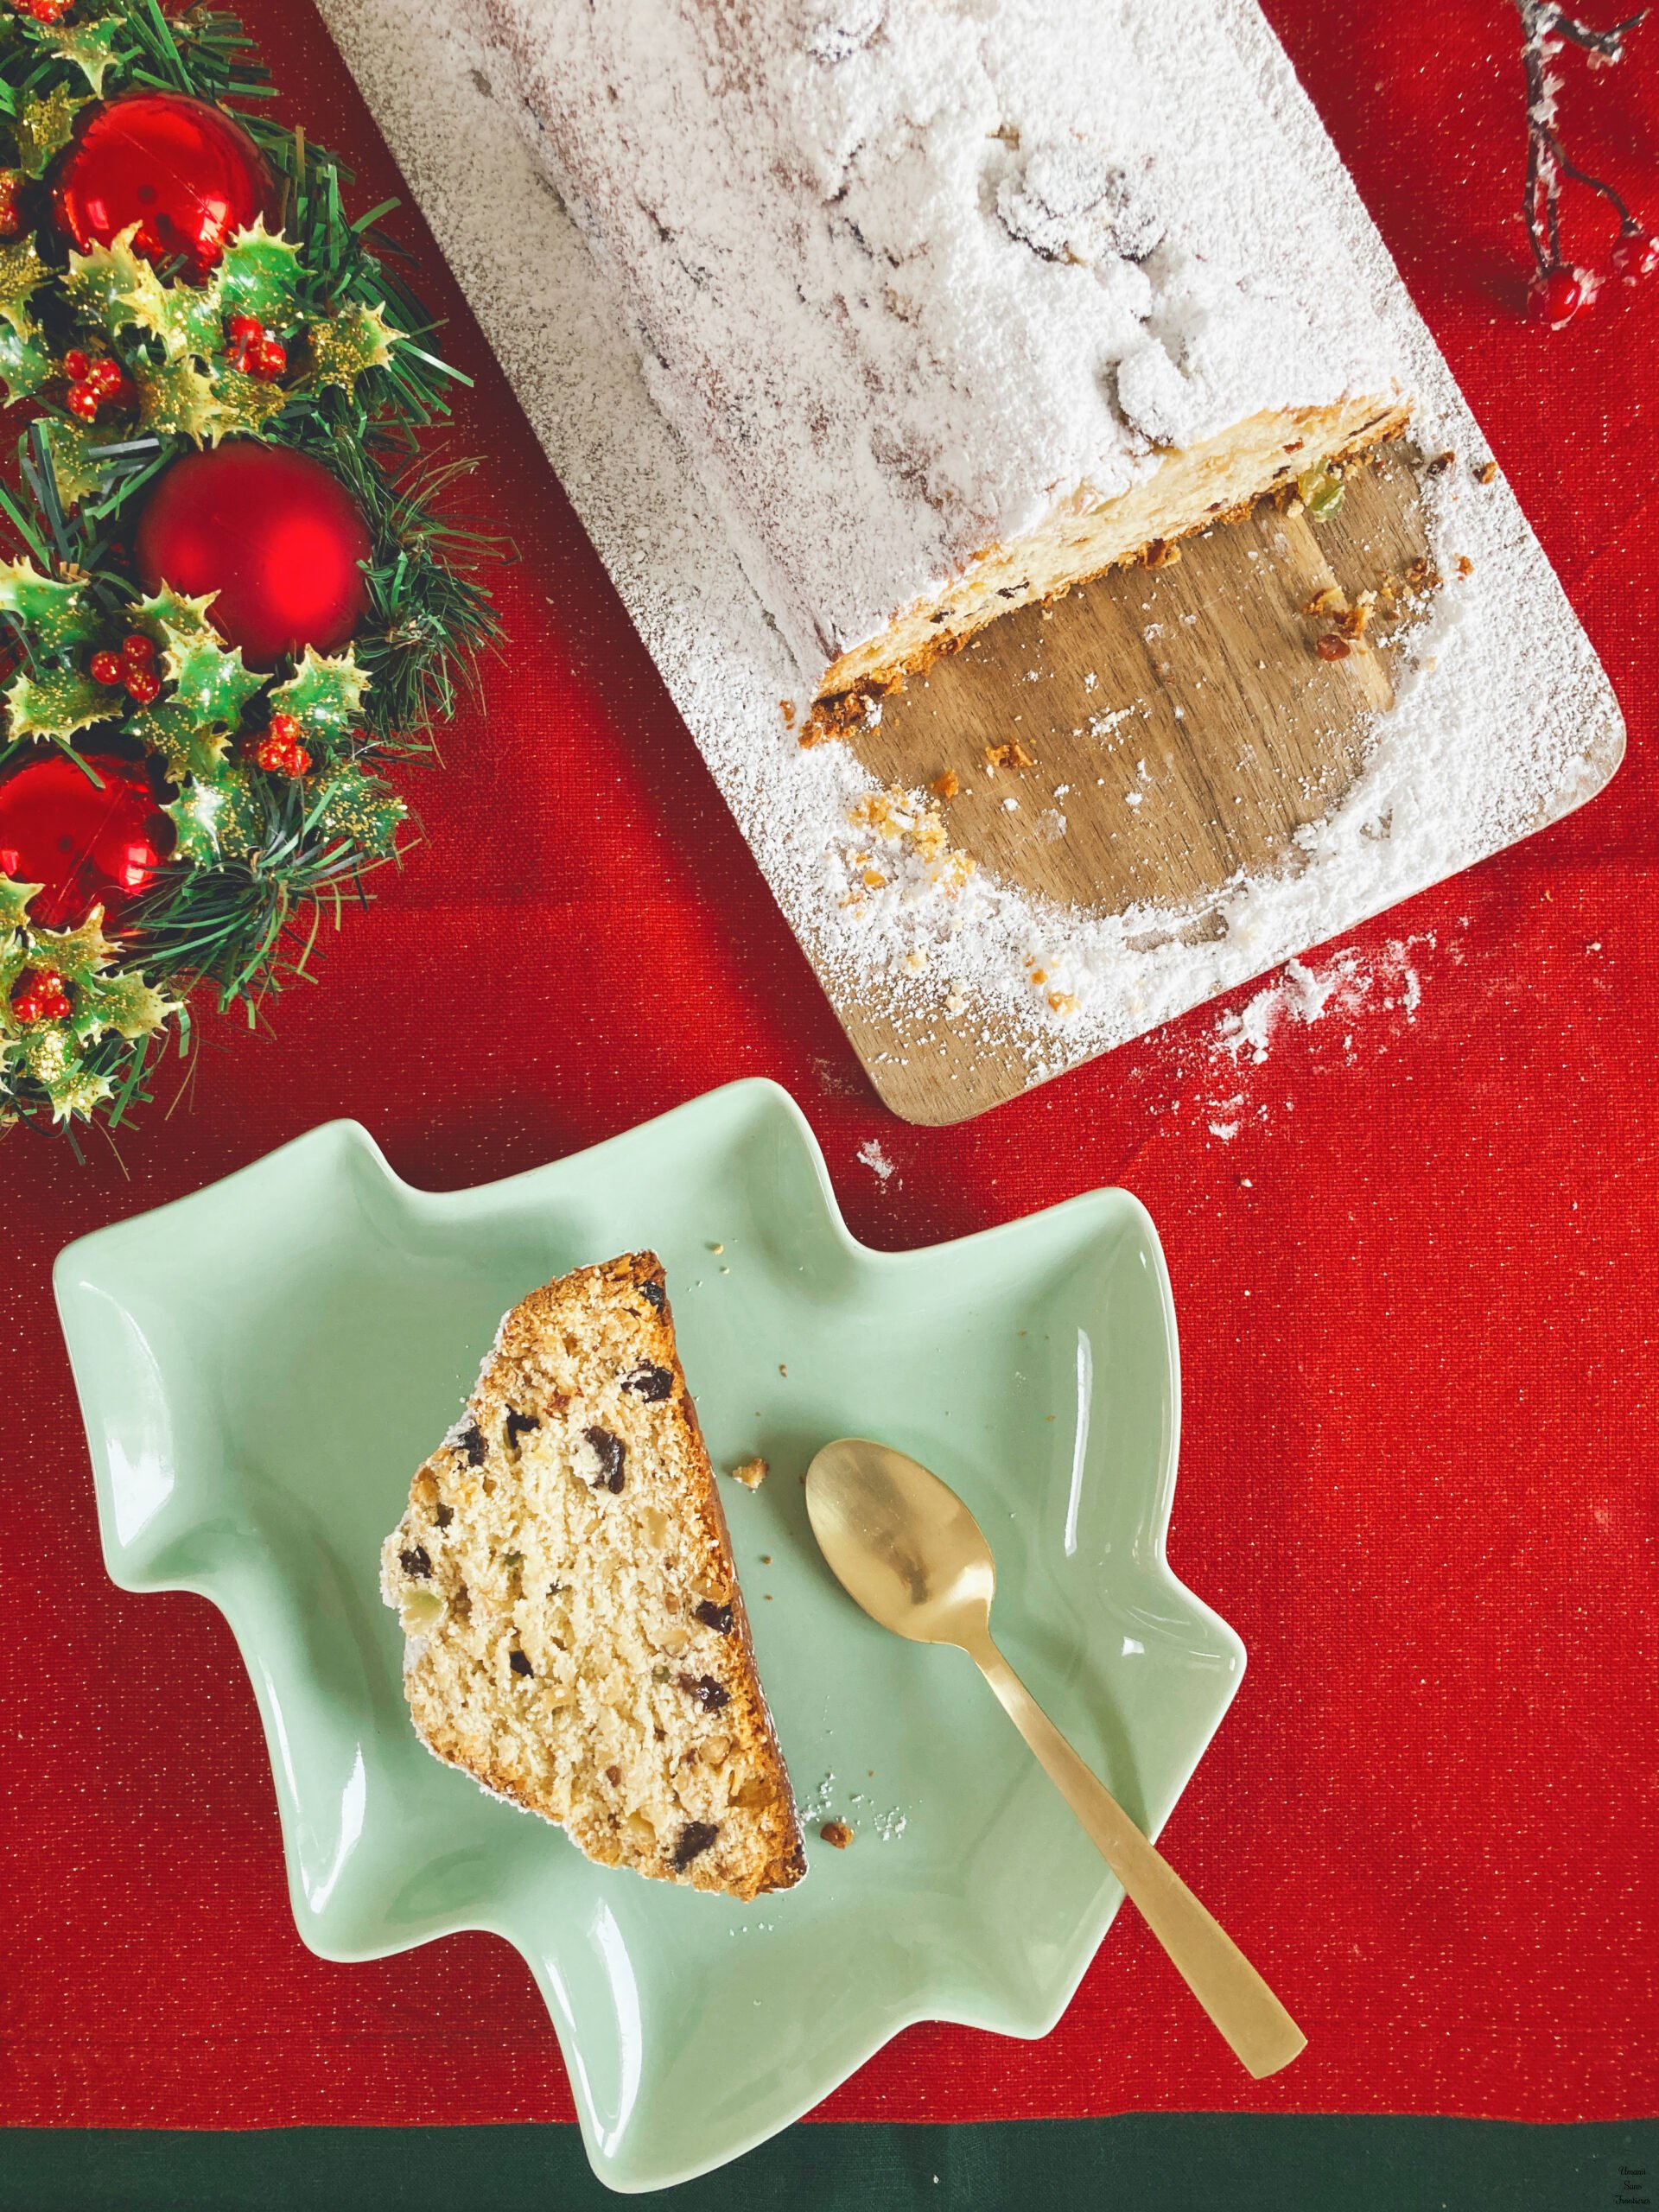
[
  {"left": 729, "top": 1456, "right": 769, "bottom": 1491},
  {"left": 1301, "top": 586, "right": 1347, "bottom": 618}
]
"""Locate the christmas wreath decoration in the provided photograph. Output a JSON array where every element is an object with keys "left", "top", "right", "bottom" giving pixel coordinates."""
[{"left": 0, "top": 0, "right": 497, "bottom": 1137}]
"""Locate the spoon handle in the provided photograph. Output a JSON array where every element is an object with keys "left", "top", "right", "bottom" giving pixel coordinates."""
[{"left": 971, "top": 1636, "right": 1306, "bottom": 2080}]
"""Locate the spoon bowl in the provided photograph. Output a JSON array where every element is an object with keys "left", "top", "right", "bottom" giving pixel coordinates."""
[
  {"left": 804, "top": 1435, "right": 1306, "bottom": 2082},
  {"left": 804, "top": 1435, "right": 996, "bottom": 1650}
]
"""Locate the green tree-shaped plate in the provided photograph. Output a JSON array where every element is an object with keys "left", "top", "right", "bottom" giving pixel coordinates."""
[{"left": 54, "top": 1081, "right": 1244, "bottom": 2192}]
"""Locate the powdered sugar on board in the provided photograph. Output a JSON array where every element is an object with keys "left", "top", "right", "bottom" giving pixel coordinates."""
[{"left": 316, "top": 0, "right": 1622, "bottom": 1120}]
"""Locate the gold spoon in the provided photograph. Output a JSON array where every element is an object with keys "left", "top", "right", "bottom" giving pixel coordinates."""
[{"left": 804, "top": 1436, "right": 1306, "bottom": 2080}]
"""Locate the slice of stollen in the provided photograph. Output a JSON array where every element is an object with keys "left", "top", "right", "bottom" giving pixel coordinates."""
[{"left": 381, "top": 1253, "right": 804, "bottom": 1899}]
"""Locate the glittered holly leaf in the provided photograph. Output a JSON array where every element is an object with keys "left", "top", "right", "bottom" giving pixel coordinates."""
[
  {"left": 0, "top": 556, "right": 98, "bottom": 652},
  {"left": 269, "top": 648, "right": 370, "bottom": 746},
  {"left": 162, "top": 625, "right": 264, "bottom": 738},
  {"left": 42, "top": 15, "right": 125, "bottom": 94},
  {"left": 209, "top": 763, "right": 265, "bottom": 859},
  {"left": 66, "top": 227, "right": 163, "bottom": 334},
  {"left": 162, "top": 778, "right": 222, "bottom": 865},
  {"left": 305, "top": 302, "right": 398, "bottom": 395},
  {"left": 208, "top": 364, "right": 289, "bottom": 439},
  {"left": 5, "top": 666, "right": 114, "bottom": 744},
  {"left": 164, "top": 766, "right": 263, "bottom": 861},
  {"left": 133, "top": 357, "right": 223, "bottom": 442},
  {"left": 19, "top": 1026, "right": 112, "bottom": 1122},
  {"left": 65, "top": 226, "right": 216, "bottom": 364},
  {"left": 0, "top": 236, "right": 48, "bottom": 338},
  {"left": 0, "top": 876, "right": 39, "bottom": 932},
  {"left": 143, "top": 275, "right": 226, "bottom": 365},
  {"left": 0, "top": 319, "right": 53, "bottom": 403},
  {"left": 177, "top": 282, "right": 226, "bottom": 360},
  {"left": 311, "top": 760, "right": 404, "bottom": 855},
  {"left": 219, "top": 220, "right": 302, "bottom": 330},
  {"left": 128, "top": 701, "right": 231, "bottom": 785},
  {"left": 29, "top": 910, "right": 116, "bottom": 983},
  {"left": 41, "top": 417, "right": 109, "bottom": 508},
  {"left": 131, "top": 583, "right": 218, "bottom": 645},
  {"left": 76, "top": 966, "right": 175, "bottom": 1041},
  {"left": 16, "top": 85, "right": 86, "bottom": 178}
]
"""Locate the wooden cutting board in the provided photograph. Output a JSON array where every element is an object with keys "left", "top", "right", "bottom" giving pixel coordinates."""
[
  {"left": 836, "top": 448, "right": 1443, "bottom": 1121},
  {"left": 323, "top": 0, "right": 1625, "bottom": 1130}
]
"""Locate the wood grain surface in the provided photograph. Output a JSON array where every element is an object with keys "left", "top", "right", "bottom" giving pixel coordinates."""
[{"left": 834, "top": 446, "right": 1453, "bottom": 1124}]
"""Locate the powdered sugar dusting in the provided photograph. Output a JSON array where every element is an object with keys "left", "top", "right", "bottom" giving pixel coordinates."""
[
  {"left": 474, "top": 0, "right": 1390, "bottom": 691},
  {"left": 1137, "top": 928, "right": 1444, "bottom": 1144},
  {"left": 1215, "top": 937, "right": 1429, "bottom": 1066},
  {"left": 318, "top": 0, "right": 1621, "bottom": 1109}
]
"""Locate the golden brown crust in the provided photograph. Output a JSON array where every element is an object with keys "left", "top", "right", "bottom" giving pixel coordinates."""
[
  {"left": 800, "top": 404, "right": 1413, "bottom": 746},
  {"left": 383, "top": 1253, "right": 805, "bottom": 1900}
]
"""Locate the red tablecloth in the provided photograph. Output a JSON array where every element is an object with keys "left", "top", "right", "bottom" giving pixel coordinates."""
[{"left": 5, "top": 0, "right": 1656, "bottom": 2133}]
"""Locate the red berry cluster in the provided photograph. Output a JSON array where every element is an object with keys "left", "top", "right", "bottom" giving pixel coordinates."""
[
  {"left": 11, "top": 967, "right": 72, "bottom": 1025},
  {"left": 0, "top": 173, "right": 22, "bottom": 241},
  {"left": 227, "top": 314, "right": 287, "bottom": 382},
  {"left": 9, "top": 0, "right": 75, "bottom": 23},
  {"left": 63, "top": 348, "right": 130, "bottom": 423},
  {"left": 254, "top": 711, "right": 311, "bottom": 777},
  {"left": 91, "top": 632, "right": 161, "bottom": 707},
  {"left": 1519, "top": 3, "right": 1656, "bottom": 333},
  {"left": 1531, "top": 230, "right": 1659, "bottom": 330}
]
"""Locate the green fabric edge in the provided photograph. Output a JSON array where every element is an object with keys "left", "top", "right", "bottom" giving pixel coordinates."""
[{"left": 2, "top": 2117, "right": 1656, "bottom": 2209}]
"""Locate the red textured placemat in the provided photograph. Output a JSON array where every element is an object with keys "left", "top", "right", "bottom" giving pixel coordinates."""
[{"left": 3, "top": 0, "right": 1656, "bottom": 2133}]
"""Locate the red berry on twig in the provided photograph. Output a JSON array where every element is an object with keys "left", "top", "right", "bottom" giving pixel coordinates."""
[
  {"left": 122, "top": 632, "right": 155, "bottom": 664},
  {"left": 89, "top": 358, "right": 125, "bottom": 398},
  {"left": 251, "top": 334, "right": 287, "bottom": 381},
  {"left": 66, "top": 381, "right": 100, "bottom": 422},
  {"left": 1611, "top": 228, "right": 1659, "bottom": 281},
  {"left": 124, "top": 666, "right": 162, "bottom": 707},
  {"left": 62, "top": 348, "right": 90, "bottom": 384},
  {"left": 90, "top": 650, "right": 124, "bottom": 686},
  {"left": 1533, "top": 264, "right": 1587, "bottom": 329}
]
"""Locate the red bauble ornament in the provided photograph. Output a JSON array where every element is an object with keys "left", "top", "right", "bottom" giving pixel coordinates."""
[
  {"left": 133, "top": 442, "right": 373, "bottom": 669},
  {"left": 1533, "top": 264, "right": 1588, "bottom": 329},
  {"left": 53, "top": 92, "right": 274, "bottom": 281},
  {"left": 0, "top": 749, "right": 174, "bottom": 931}
]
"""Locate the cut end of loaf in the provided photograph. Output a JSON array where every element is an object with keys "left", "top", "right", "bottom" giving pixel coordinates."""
[
  {"left": 381, "top": 1253, "right": 806, "bottom": 1901},
  {"left": 801, "top": 392, "right": 1412, "bottom": 744}
]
